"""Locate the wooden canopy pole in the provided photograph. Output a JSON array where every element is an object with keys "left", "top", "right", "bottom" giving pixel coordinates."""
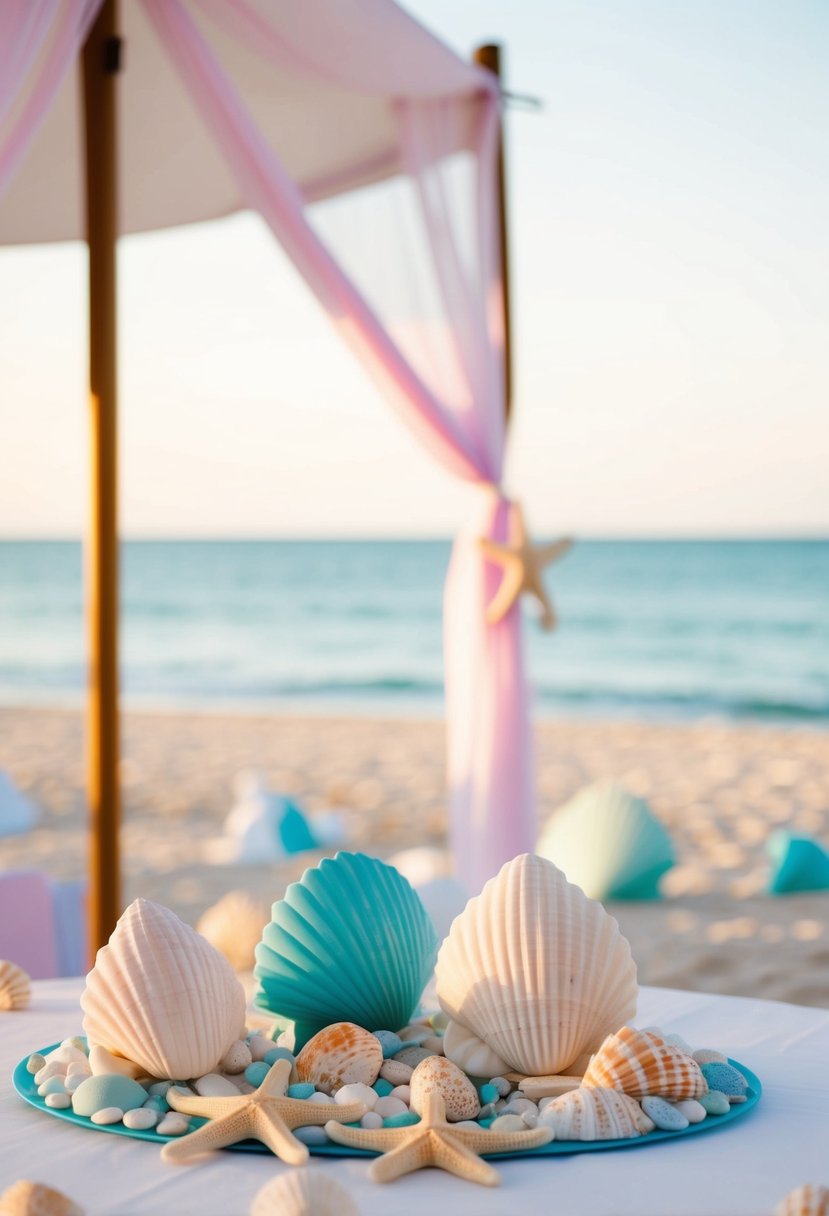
[
  {"left": 82, "top": 0, "right": 121, "bottom": 960},
  {"left": 473, "top": 43, "right": 512, "bottom": 422}
]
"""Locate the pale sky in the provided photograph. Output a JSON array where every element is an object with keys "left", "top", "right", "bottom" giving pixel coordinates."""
[{"left": 1, "top": 0, "right": 827, "bottom": 538}]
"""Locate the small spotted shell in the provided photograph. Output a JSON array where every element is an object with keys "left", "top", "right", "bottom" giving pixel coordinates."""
[
  {"left": 775, "top": 1185, "right": 829, "bottom": 1216},
  {"left": 409, "top": 1056, "right": 480, "bottom": 1122},
  {"left": 295, "top": 1023, "right": 382, "bottom": 1094},
  {"left": 249, "top": 1170, "right": 360, "bottom": 1216},
  {"left": 583, "top": 1025, "right": 707, "bottom": 1100},
  {"left": 539, "top": 1086, "right": 654, "bottom": 1141},
  {"left": 0, "top": 961, "right": 31, "bottom": 1012},
  {"left": 0, "top": 1180, "right": 84, "bottom": 1216}
]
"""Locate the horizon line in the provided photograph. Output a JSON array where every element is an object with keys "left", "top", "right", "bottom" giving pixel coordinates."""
[{"left": 1, "top": 532, "right": 828, "bottom": 544}]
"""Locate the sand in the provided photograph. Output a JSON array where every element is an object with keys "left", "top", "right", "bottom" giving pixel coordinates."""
[{"left": 1, "top": 706, "right": 827, "bottom": 1008}]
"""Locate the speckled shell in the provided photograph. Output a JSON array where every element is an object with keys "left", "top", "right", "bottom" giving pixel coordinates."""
[
  {"left": 583, "top": 1025, "right": 707, "bottom": 1100},
  {"left": 409, "top": 1056, "right": 480, "bottom": 1122},
  {"left": 196, "top": 890, "right": 267, "bottom": 973},
  {"left": 295, "top": 1022, "right": 382, "bottom": 1094},
  {"left": 435, "top": 854, "right": 638, "bottom": 1076},
  {"left": 81, "top": 898, "right": 246, "bottom": 1080},
  {"left": 540, "top": 1087, "right": 654, "bottom": 1141},
  {"left": 442, "top": 1020, "right": 510, "bottom": 1079},
  {"left": 249, "top": 1171, "right": 361, "bottom": 1216},
  {"left": 775, "top": 1185, "right": 829, "bottom": 1216},
  {"left": 0, "top": 1180, "right": 84, "bottom": 1216},
  {"left": 0, "top": 960, "right": 31, "bottom": 1011}
]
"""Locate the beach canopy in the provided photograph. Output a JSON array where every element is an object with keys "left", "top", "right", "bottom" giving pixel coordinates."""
[{"left": 0, "top": 0, "right": 534, "bottom": 948}]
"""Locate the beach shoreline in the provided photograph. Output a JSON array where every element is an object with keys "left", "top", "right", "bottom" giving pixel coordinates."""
[{"left": 1, "top": 704, "right": 827, "bottom": 1008}]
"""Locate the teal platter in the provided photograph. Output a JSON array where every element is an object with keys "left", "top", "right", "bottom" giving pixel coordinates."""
[{"left": 13, "top": 1043, "right": 762, "bottom": 1159}]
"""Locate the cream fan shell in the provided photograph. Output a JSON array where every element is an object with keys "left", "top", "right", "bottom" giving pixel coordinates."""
[
  {"left": 196, "top": 890, "right": 267, "bottom": 973},
  {"left": 249, "top": 1171, "right": 361, "bottom": 1216},
  {"left": 539, "top": 1086, "right": 654, "bottom": 1141},
  {"left": 0, "top": 961, "right": 31, "bottom": 1011},
  {"left": 775, "top": 1186, "right": 829, "bottom": 1216},
  {"left": 441, "top": 1020, "right": 510, "bottom": 1078},
  {"left": 0, "top": 1180, "right": 84, "bottom": 1216},
  {"left": 435, "top": 853, "right": 638, "bottom": 1076},
  {"left": 583, "top": 1025, "right": 707, "bottom": 1100},
  {"left": 81, "top": 898, "right": 246, "bottom": 1080}
]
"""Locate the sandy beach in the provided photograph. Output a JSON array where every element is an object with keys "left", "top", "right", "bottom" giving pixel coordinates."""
[{"left": 1, "top": 706, "right": 827, "bottom": 1009}]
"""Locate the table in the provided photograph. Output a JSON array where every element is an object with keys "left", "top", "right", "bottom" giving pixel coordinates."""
[{"left": 1, "top": 979, "right": 827, "bottom": 1215}]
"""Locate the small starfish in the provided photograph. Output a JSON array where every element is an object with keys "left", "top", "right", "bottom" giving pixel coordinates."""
[
  {"left": 325, "top": 1090, "right": 552, "bottom": 1187},
  {"left": 480, "top": 502, "right": 572, "bottom": 630},
  {"left": 161, "top": 1059, "right": 365, "bottom": 1165}
]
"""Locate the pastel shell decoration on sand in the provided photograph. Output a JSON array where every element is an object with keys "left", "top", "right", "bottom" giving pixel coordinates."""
[
  {"left": 582, "top": 1025, "right": 708, "bottom": 1100},
  {"left": 0, "top": 960, "right": 31, "bottom": 1011},
  {"left": 539, "top": 1087, "right": 655, "bottom": 1141},
  {"left": 296, "top": 1023, "right": 383, "bottom": 1094},
  {"left": 196, "top": 890, "right": 269, "bottom": 973},
  {"left": 537, "top": 782, "right": 675, "bottom": 901},
  {"left": 249, "top": 1171, "right": 361, "bottom": 1216},
  {"left": 409, "top": 1056, "right": 480, "bottom": 1122},
  {"left": 254, "top": 853, "right": 438, "bottom": 1047},
  {"left": 435, "top": 854, "right": 638, "bottom": 1076},
  {"left": 0, "top": 1180, "right": 84, "bottom": 1216},
  {"left": 81, "top": 898, "right": 246, "bottom": 1080},
  {"left": 775, "top": 1185, "right": 829, "bottom": 1216},
  {"left": 441, "top": 1020, "right": 510, "bottom": 1079}
]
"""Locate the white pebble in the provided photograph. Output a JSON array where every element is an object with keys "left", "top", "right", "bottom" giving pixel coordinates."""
[
  {"left": 66, "top": 1061, "right": 91, "bottom": 1078},
  {"left": 693, "top": 1048, "right": 728, "bottom": 1065},
  {"left": 374, "top": 1096, "right": 408, "bottom": 1119},
  {"left": 453, "top": 1120, "right": 481, "bottom": 1131},
  {"left": 27, "top": 1054, "right": 46, "bottom": 1075},
  {"left": 123, "top": 1107, "right": 159, "bottom": 1131},
  {"left": 489, "top": 1077, "right": 512, "bottom": 1098},
  {"left": 537, "top": 1096, "right": 555, "bottom": 1114},
  {"left": 360, "top": 1111, "right": 383, "bottom": 1130},
  {"left": 38, "top": 1077, "right": 66, "bottom": 1098},
  {"left": 157, "top": 1114, "right": 190, "bottom": 1136},
  {"left": 45, "top": 1093, "right": 72, "bottom": 1109},
  {"left": 673, "top": 1098, "right": 707, "bottom": 1124},
  {"left": 490, "top": 1114, "right": 526, "bottom": 1133},
  {"left": 35, "top": 1062, "right": 66, "bottom": 1086},
  {"left": 421, "top": 1036, "right": 445, "bottom": 1055},
  {"left": 663, "top": 1033, "right": 693, "bottom": 1056},
  {"left": 335, "top": 1083, "right": 377, "bottom": 1110},
  {"left": 380, "top": 1060, "right": 412, "bottom": 1085},
  {"left": 88, "top": 1045, "right": 144, "bottom": 1079},
  {"left": 64, "top": 1074, "right": 87, "bottom": 1094},
  {"left": 48, "top": 1044, "right": 88, "bottom": 1067},
  {"left": 390, "top": 1085, "right": 411, "bottom": 1105},
  {"left": 248, "top": 1035, "right": 276, "bottom": 1062},
  {"left": 397, "top": 1026, "right": 431, "bottom": 1045},
  {"left": 194, "top": 1073, "right": 241, "bottom": 1097},
  {"left": 91, "top": 1106, "right": 124, "bottom": 1125},
  {"left": 294, "top": 1126, "right": 328, "bottom": 1146},
  {"left": 148, "top": 1081, "right": 172, "bottom": 1096},
  {"left": 307, "top": 1091, "right": 335, "bottom": 1105},
  {"left": 503, "top": 1098, "right": 537, "bottom": 1117},
  {"left": 220, "top": 1041, "right": 253, "bottom": 1074}
]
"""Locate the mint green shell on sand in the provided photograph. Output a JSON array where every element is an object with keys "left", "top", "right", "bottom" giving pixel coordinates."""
[
  {"left": 253, "top": 852, "right": 439, "bottom": 1049},
  {"left": 537, "top": 782, "right": 675, "bottom": 902},
  {"left": 767, "top": 830, "right": 829, "bottom": 894}
]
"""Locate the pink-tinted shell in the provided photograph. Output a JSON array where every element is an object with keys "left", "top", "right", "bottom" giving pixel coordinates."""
[
  {"left": 409, "top": 1056, "right": 480, "bottom": 1122},
  {"left": 540, "top": 1087, "right": 654, "bottom": 1141},
  {"left": 295, "top": 1022, "right": 382, "bottom": 1094},
  {"left": 583, "top": 1025, "right": 707, "bottom": 1100},
  {"left": 775, "top": 1185, "right": 829, "bottom": 1216},
  {"left": 0, "top": 1180, "right": 84, "bottom": 1216}
]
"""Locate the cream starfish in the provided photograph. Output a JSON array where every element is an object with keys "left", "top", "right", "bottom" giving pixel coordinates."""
[
  {"left": 325, "top": 1091, "right": 553, "bottom": 1186},
  {"left": 480, "top": 502, "right": 572, "bottom": 630},
  {"left": 161, "top": 1059, "right": 365, "bottom": 1165}
]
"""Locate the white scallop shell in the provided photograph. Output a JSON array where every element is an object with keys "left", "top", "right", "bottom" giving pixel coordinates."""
[
  {"left": 442, "top": 1020, "right": 510, "bottom": 1078},
  {"left": 81, "top": 898, "right": 246, "bottom": 1080},
  {"left": 775, "top": 1185, "right": 829, "bottom": 1216},
  {"left": 249, "top": 1170, "right": 361, "bottom": 1216},
  {"left": 196, "top": 890, "right": 267, "bottom": 973},
  {"left": 0, "top": 960, "right": 31, "bottom": 1011},
  {"left": 435, "top": 853, "right": 638, "bottom": 1076},
  {"left": 0, "top": 1180, "right": 84, "bottom": 1216},
  {"left": 539, "top": 1086, "right": 654, "bottom": 1141}
]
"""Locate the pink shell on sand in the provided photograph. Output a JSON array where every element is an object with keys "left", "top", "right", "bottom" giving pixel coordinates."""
[
  {"left": 775, "top": 1186, "right": 829, "bottom": 1216},
  {"left": 0, "top": 960, "right": 31, "bottom": 1012},
  {"left": 295, "top": 1023, "right": 382, "bottom": 1094},
  {"left": 539, "top": 1087, "right": 654, "bottom": 1141},
  {"left": 81, "top": 898, "right": 246, "bottom": 1081},
  {"left": 583, "top": 1025, "right": 707, "bottom": 1100},
  {"left": 250, "top": 1170, "right": 361, "bottom": 1216},
  {"left": 0, "top": 1180, "right": 85, "bottom": 1216},
  {"left": 409, "top": 1056, "right": 480, "bottom": 1122}
]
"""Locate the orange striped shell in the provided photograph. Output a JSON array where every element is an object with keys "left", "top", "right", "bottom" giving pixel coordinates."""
[
  {"left": 582, "top": 1025, "right": 707, "bottom": 1100},
  {"left": 775, "top": 1185, "right": 829, "bottom": 1216}
]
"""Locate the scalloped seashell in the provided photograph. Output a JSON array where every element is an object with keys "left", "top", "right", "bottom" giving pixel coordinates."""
[
  {"left": 442, "top": 1020, "right": 510, "bottom": 1078},
  {"left": 0, "top": 960, "right": 31, "bottom": 1011},
  {"left": 81, "top": 899, "right": 246, "bottom": 1080},
  {"left": 254, "top": 852, "right": 438, "bottom": 1046},
  {"left": 410, "top": 1056, "right": 480, "bottom": 1122},
  {"left": 0, "top": 1180, "right": 84, "bottom": 1216},
  {"left": 775, "top": 1185, "right": 829, "bottom": 1216},
  {"left": 196, "top": 890, "right": 267, "bottom": 973},
  {"left": 435, "top": 854, "right": 638, "bottom": 1076},
  {"left": 295, "top": 1022, "right": 383, "bottom": 1094},
  {"left": 540, "top": 1087, "right": 654, "bottom": 1141},
  {"left": 537, "top": 782, "right": 675, "bottom": 901},
  {"left": 583, "top": 1024, "right": 707, "bottom": 1100},
  {"left": 250, "top": 1170, "right": 361, "bottom": 1216}
]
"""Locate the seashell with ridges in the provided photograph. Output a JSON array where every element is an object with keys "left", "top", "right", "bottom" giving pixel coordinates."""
[
  {"left": 249, "top": 1170, "right": 361, "bottom": 1216},
  {"left": 537, "top": 782, "right": 675, "bottom": 901},
  {"left": 0, "top": 1180, "right": 84, "bottom": 1216},
  {"left": 775, "top": 1185, "right": 829, "bottom": 1216},
  {"left": 442, "top": 1020, "right": 510, "bottom": 1078},
  {"left": 435, "top": 853, "right": 638, "bottom": 1076},
  {"left": 409, "top": 1055, "right": 480, "bottom": 1122},
  {"left": 196, "top": 890, "right": 268, "bottom": 972},
  {"left": 583, "top": 1025, "right": 707, "bottom": 1100},
  {"left": 295, "top": 1022, "right": 383, "bottom": 1094},
  {"left": 539, "top": 1086, "right": 654, "bottom": 1141},
  {"left": 254, "top": 852, "right": 438, "bottom": 1049},
  {"left": 0, "top": 961, "right": 31, "bottom": 1011},
  {"left": 81, "top": 898, "right": 246, "bottom": 1081}
]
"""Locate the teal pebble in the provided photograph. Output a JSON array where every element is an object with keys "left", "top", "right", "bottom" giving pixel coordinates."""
[
  {"left": 373, "top": 1031, "right": 404, "bottom": 1059},
  {"left": 264, "top": 1048, "right": 294, "bottom": 1067},
  {"left": 641, "top": 1095, "right": 688, "bottom": 1131},
  {"left": 143, "top": 1095, "right": 169, "bottom": 1114},
  {"left": 479, "top": 1083, "right": 499, "bottom": 1104},
  {"left": 700, "top": 1062, "right": 748, "bottom": 1100},
  {"left": 478, "top": 1116, "right": 495, "bottom": 1129},
  {"left": 373, "top": 1079, "right": 394, "bottom": 1098},
  {"left": 699, "top": 1091, "right": 730, "bottom": 1116},
  {"left": 383, "top": 1111, "right": 420, "bottom": 1128},
  {"left": 287, "top": 1083, "right": 315, "bottom": 1100},
  {"left": 72, "top": 1074, "right": 148, "bottom": 1118},
  {"left": 245, "top": 1062, "right": 270, "bottom": 1087}
]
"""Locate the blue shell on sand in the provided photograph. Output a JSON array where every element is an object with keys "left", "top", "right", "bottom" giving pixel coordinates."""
[
  {"left": 253, "top": 852, "right": 438, "bottom": 1049},
  {"left": 536, "top": 782, "right": 675, "bottom": 901},
  {"left": 767, "top": 830, "right": 829, "bottom": 895}
]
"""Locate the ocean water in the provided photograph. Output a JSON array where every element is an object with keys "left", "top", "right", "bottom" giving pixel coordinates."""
[{"left": 0, "top": 540, "right": 827, "bottom": 723}]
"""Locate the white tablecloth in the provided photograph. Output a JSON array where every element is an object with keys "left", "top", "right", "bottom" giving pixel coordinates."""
[{"left": 1, "top": 980, "right": 827, "bottom": 1215}]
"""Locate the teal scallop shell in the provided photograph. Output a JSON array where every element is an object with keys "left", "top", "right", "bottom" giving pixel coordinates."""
[{"left": 254, "top": 852, "right": 438, "bottom": 1046}]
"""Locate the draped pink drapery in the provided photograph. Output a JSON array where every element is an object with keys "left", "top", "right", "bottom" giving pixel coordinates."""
[{"left": 0, "top": 0, "right": 536, "bottom": 894}]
